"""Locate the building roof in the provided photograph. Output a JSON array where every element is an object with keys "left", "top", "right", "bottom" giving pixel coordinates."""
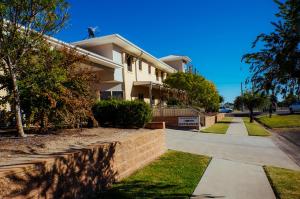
[
  {"left": 160, "top": 55, "right": 192, "bottom": 63},
  {"left": 71, "top": 34, "right": 178, "bottom": 73},
  {"left": 46, "top": 36, "right": 123, "bottom": 69}
]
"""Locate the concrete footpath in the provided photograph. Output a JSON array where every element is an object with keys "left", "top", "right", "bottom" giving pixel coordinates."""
[
  {"left": 226, "top": 117, "right": 248, "bottom": 136},
  {"left": 191, "top": 117, "right": 276, "bottom": 199},
  {"left": 192, "top": 158, "right": 275, "bottom": 199}
]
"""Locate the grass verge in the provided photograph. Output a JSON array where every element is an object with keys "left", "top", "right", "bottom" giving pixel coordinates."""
[
  {"left": 101, "top": 150, "right": 211, "bottom": 198},
  {"left": 201, "top": 117, "right": 232, "bottom": 134},
  {"left": 242, "top": 117, "right": 270, "bottom": 136},
  {"left": 264, "top": 166, "right": 300, "bottom": 199},
  {"left": 257, "top": 114, "right": 300, "bottom": 128}
]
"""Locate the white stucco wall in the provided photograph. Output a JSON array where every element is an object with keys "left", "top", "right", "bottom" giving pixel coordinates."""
[
  {"left": 85, "top": 44, "right": 113, "bottom": 60},
  {"left": 75, "top": 43, "right": 176, "bottom": 104},
  {"left": 163, "top": 60, "right": 186, "bottom": 72}
]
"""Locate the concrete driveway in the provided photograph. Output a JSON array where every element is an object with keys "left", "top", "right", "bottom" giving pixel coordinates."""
[{"left": 166, "top": 128, "right": 299, "bottom": 170}]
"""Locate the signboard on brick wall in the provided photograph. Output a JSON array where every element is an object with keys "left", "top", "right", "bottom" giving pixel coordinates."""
[{"left": 178, "top": 116, "right": 200, "bottom": 127}]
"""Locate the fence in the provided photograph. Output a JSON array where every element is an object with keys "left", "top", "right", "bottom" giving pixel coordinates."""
[
  {"left": 152, "top": 107, "right": 200, "bottom": 129},
  {"left": 153, "top": 107, "right": 199, "bottom": 117}
]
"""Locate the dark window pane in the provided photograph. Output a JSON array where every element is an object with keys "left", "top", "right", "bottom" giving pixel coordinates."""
[
  {"left": 139, "top": 60, "right": 142, "bottom": 70},
  {"left": 127, "top": 56, "right": 132, "bottom": 71},
  {"left": 112, "top": 91, "right": 123, "bottom": 99},
  {"left": 100, "top": 91, "right": 111, "bottom": 100}
]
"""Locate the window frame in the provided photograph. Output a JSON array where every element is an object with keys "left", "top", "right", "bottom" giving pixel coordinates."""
[
  {"left": 126, "top": 55, "right": 133, "bottom": 72},
  {"left": 139, "top": 60, "right": 143, "bottom": 71},
  {"left": 156, "top": 69, "right": 159, "bottom": 81}
]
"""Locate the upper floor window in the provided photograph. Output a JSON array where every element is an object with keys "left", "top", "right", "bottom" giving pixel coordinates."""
[
  {"left": 156, "top": 69, "right": 159, "bottom": 81},
  {"left": 139, "top": 60, "right": 142, "bottom": 70},
  {"left": 126, "top": 55, "right": 133, "bottom": 72},
  {"left": 148, "top": 65, "right": 151, "bottom": 74}
]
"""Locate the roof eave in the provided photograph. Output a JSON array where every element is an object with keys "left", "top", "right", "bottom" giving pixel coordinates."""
[
  {"left": 72, "top": 34, "right": 177, "bottom": 74},
  {"left": 47, "top": 36, "right": 123, "bottom": 69}
]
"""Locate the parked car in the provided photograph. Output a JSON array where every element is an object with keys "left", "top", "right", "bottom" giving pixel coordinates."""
[
  {"left": 289, "top": 102, "right": 300, "bottom": 113},
  {"left": 219, "top": 107, "right": 233, "bottom": 113}
]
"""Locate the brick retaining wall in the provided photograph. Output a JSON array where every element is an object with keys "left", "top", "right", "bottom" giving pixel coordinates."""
[
  {"left": 152, "top": 116, "right": 179, "bottom": 129},
  {"left": 215, "top": 113, "right": 225, "bottom": 122},
  {"left": 203, "top": 115, "right": 216, "bottom": 128},
  {"left": 0, "top": 129, "right": 166, "bottom": 199}
]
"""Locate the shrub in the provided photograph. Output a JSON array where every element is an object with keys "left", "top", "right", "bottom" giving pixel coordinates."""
[
  {"left": 92, "top": 100, "right": 152, "bottom": 128},
  {"left": 167, "top": 97, "right": 182, "bottom": 106}
]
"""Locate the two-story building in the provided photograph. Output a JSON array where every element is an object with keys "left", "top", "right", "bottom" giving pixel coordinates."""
[
  {"left": 72, "top": 34, "right": 191, "bottom": 106},
  {"left": 0, "top": 34, "right": 191, "bottom": 111}
]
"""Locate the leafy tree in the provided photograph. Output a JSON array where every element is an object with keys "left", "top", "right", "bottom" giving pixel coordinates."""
[
  {"left": 240, "top": 91, "right": 267, "bottom": 123},
  {"left": 0, "top": 0, "right": 69, "bottom": 137},
  {"left": 279, "top": 93, "right": 299, "bottom": 106},
  {"left": 243, "top": 0, "right": 300, "bottom": 97},
  {"left": 18, "top": 43, "right": 96, "bottom": 130},
  {"left": 267, "top": 94, "right": 278, "bottom": 118},
  {"left": 164, "top": 72, "right": 220, "bottom": 112},
  {"left": 234, "top": 96, "right": 243, "bottom": 111},
  {"left": 219, "top": 95, "right": 224, "bottom": 104},
  {"left": 167, "top": 97, "right": 182, "bottom": 106}
]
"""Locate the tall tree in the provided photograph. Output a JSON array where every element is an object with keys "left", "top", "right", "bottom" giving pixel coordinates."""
[
  {"left": 243, "top": 0, "right": 300, "bottom": 97},
  {"left": 19, "top": 43, "right": 96, "bottom": 130},
  {"left": 0, "top": 0, "right": 69, "bottom": 137},
  {"left": 239, "top": 91, "right": 267, "bottom": 123}
]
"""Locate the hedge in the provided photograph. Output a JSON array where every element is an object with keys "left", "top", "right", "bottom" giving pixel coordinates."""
[{"left": 92, "top": 100, "right": 152, "bottom": 128}]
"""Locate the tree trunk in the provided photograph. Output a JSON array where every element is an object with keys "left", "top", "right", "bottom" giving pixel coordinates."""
[
  {"left": 249, "top": 109, "right": 254, "bottom": 123},
  {"left": 10, "top": 68, "right": 26, "bottom": 137}
]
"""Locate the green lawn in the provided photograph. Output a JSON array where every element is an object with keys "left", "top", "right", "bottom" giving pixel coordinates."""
[
  {"left": 264, "top": 166, "right": 300, "bottom": 199},
  {"left": 257, "top": 114, "right": 300, "bottom": 128},
  {"left": 201, "top": 117, "right": 233, "bottom": 134},
  {"left": 101, "top": 150, "right": 211, "bottom": 198},
  {"left": 242, "top": 117, "right": 270, "bottom": 136}
]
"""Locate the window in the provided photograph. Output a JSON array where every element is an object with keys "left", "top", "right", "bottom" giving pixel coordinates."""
[
  {"left": 112, "top": 91, "right": 123, "bottom": 99},
  {"left": 126, "top": 55, "right": 133, "bottom": 72},
  {"left": 148, "top": 65, "right": 151, "bottom": 74},
  {"left": 156, "top": 69, "right": 159, "bottom": 81},
  {"left": 100, "top": 91, "right": 111, "bottom": 100},
  {"left": 139, "top": 60, "right": 142, "bottom": 70}
]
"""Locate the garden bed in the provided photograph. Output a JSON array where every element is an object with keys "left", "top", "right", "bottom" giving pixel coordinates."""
[
  {"left": 0, "top": 128, "right": 153, "bottom": 167},
  {"left": 0, "top": 128, "right": 166, "bottom": 198}
]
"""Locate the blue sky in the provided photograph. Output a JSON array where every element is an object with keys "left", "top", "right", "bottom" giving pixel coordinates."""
[{"left": 55, "top": 0, "right": 279, "bottom": 102}]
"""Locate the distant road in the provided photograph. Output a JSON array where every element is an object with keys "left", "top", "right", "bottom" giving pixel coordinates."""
[{"left": 226, "top": 108, "right": 290, "bottom": 117}]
